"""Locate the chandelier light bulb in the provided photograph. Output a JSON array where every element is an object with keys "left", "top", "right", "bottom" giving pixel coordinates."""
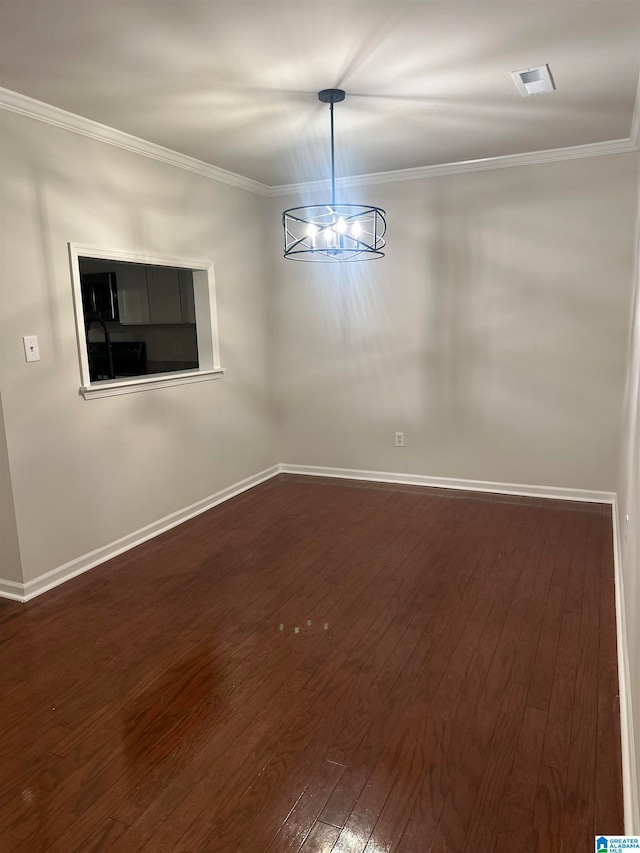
[
  {"left": 351, "top": 220, "right": 361, "bottom": 238},
  {"left": 336, "top": 217, "right": 346, "bottom": 234}
]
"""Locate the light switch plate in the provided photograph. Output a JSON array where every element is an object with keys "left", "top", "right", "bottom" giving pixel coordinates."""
[{"left": 23, "top": 335, "right": 40, "bottom": 362}]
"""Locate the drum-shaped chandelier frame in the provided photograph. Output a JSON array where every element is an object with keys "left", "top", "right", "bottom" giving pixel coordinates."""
[{"left": 282, "top": 90, "right": 386, "bottom": 262}]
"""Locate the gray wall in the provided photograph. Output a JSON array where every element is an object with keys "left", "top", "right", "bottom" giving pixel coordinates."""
[
  {"left": 618, "top": 151, "right": 640, "bottom": 830},
  {"left": 1, "top": 105, "right": 638, "bottom": 597},
  {"left": 0, "top": 110, "right": 277, "bottom": 585},
  {"left": 273, "top": 154, "right": 639, "bottom": 491},
  {"left": 0, "top": 393, "right": 22, "bottom": 584}
]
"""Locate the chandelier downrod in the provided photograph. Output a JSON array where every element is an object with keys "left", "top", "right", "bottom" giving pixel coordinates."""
[
  {"left": 330, "top": 102, "right": 336, "bottom": 207},
  {"left": 318, "top": 89, "right": 345, "bottom": 208},
  {"left": 330, "top": 99, "right": 336, "bottom": 208}
]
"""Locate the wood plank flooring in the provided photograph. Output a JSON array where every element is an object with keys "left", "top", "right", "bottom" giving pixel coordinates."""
[{"left": 0, "top": 474, "right": 624, "bottom": 852}]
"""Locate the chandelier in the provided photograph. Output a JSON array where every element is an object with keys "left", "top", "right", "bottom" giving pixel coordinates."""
[{"left": 282, "top": 89, "right": 386, "bottom": 261}]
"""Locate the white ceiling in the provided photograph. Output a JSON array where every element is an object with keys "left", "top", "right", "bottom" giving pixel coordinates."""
[{"left": 0, "top": 1, "right": 638, "bottom": 187}]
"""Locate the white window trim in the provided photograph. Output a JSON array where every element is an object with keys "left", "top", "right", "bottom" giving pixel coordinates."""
[{"left": 68, "top": 243, "right": 225, "bottom": 399}]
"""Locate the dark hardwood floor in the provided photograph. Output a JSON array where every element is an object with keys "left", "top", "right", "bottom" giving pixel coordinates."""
[{"left": 0, "top": 474, "right": 624, "bottom": 852}]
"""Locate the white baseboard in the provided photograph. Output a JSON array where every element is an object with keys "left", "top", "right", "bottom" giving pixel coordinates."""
[
  {"left": 0, "top": 461, "right": 618, "bottom": 603},
  {"left": 0, "top": 463, "right": 616, "bottom": 605},
  {"left": 613, "top": 498, "right": 639, "bottom": 835},
  {"left": 0, "top": 578, "right": 26, "bottom": 601},
  {"left": 0, "top": 465, "right": 280, "bottom": 603},
  {"left": 279, "top": 463, "right": 616, "bottom": 505}
]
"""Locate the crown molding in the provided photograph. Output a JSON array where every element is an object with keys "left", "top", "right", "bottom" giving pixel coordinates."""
[
  {"left": 270, "top": 135, "right": 639, "bottom": 197},
  {"left": 0, "top": 87, "right": 272, "bottom": 196},
  {"left": 1, "top": 85, "right": 638, "bottom": 199},
  {"left": 273, "top": 71, "right": 640, "bottom": 195}
]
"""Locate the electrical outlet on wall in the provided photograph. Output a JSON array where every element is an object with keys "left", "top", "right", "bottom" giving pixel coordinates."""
[
  {"left": 23, "top": 335, "right": 40, "bottom": 362},
  {"left": 395, "top": 432, "right": 404, "bottom": 447}
]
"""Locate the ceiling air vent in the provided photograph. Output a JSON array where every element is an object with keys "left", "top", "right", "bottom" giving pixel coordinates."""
[{"left": 511, "top": 64, "right": 555, "bottom": 97}]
